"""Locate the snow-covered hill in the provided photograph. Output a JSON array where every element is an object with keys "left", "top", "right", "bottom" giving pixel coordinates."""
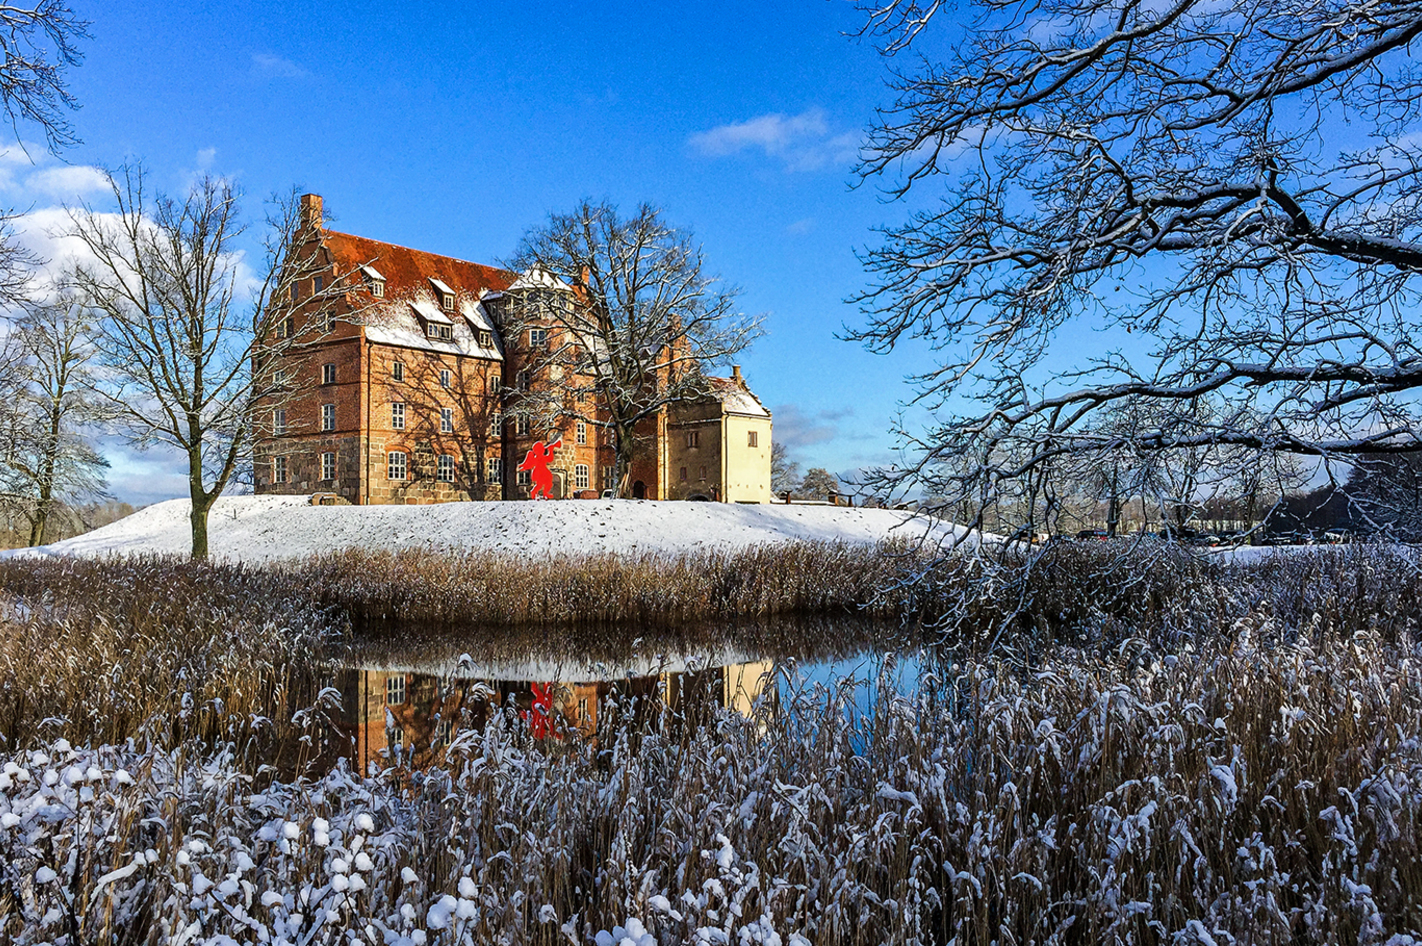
[{"left": 2, "top": 496, "right": 966, "bottom": 563}]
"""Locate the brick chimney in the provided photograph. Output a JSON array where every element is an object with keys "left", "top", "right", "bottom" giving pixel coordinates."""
[
  {"left": 299, "top": 193, "right": 323, "bottom": 230},
  {"left": 731, "top": 364, "right": 743, "bottom": 385}
]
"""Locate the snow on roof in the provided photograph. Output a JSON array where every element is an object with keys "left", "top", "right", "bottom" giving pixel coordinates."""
[
  {"left": 365, "top": 299, "right": 502, "bottom": 359},
  {"left": 709, "top": 377, "right": 771, "bottom": 417},
  {"left": 410, "top": 299, "right": 453, "bottom": 325},
  {"left": 507, "top": 267, "right": 574, "bottom": 293},
  {"left": 360, "top": 264, "right": 385, "bottom": 282},
  {"left": 429, "top": 276, "right": 455, "bottom": 296}
]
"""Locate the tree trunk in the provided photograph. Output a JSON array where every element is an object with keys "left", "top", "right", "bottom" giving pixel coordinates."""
[
  {"left": 615, "top": 422, "right": 637, "bottom": 499},
  {"left": 28, "top": 400, "right": 63, "bottom": 547},
  {"left": 189, "top": 440, "right": 212, "bottom": 559}
]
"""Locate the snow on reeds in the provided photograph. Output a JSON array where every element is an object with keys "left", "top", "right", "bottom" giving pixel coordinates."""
[
  {"left": 2, "top": 623, "right": 1419, "bottom": 944},
  {"left": 0, "top": 555, "right": 344, "bottom": 755},
  {"left": 2, "top": 544, "right": 1422, "bottom": 943}
]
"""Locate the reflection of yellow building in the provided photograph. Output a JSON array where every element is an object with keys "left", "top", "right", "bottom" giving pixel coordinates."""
[{"left": 335, "top": 658, "right": 776, "bottom": 773}]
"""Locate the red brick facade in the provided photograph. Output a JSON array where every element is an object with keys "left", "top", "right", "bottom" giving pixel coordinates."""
[{"left": 253, "top": 195, "right": 768, "bottom": 504}]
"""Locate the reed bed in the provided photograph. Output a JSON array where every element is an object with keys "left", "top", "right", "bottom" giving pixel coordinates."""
[
  {"left": 2, "top": 621, "right": 1418, "bottom": 944},
  {"left": 290, "top": 541, "right": 910, "bottom": 629},
  {"left": 0, "top": 555, "right": 345, "bottom": 757}
]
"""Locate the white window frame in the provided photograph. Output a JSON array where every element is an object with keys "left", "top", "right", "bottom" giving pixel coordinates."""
[
  {"left": 530, "top": 327, "right": 548, "bottom": 348},
  {"left": 515, "top": 415, "right": 531, "bottom": 437},
  {"left": 440, "top": 368, "right": 451, "bottom": 389},
  {"left": 487, "top": 456, "right": 504, "bottom": 482},
  {"left": 371, "top": 279, "right": 385, "bottom": 298},
  {"left": 748, "top": 431, "right": 758, "bottom": 448},
  {"left": 575, "top": 464, "right": 589, "bottom": 490},
  {"left": 489, "top": 411, "right": 502, "bottom": 437},
  {"left": 392, "top": 361, "right": 405, "bottom": 382},
  {"left": 478, "top": 330, "right": 493, "bottom": 348},
  {"left": 272, "top": 408, "right": 287, "bottom": 436},
  {"left": 322, "top": 362, "right": 336, "bottom": 385},
  {"left": 437, "top": 454, "right": 455, "bottom": 483},
  {"left": 273, "top": 456, "right": 287, "bottom": 484},
  {"left": 320, "top": 451, "right": 336, "bottom": 481},
  {"left": 516, "top": 469, "right": 532, "bottom": 488},
  {"left": 321, "top": 403, "right": 335, "bottom": 432},
  {"left": 440, "top": 408, "right": 453, "bottom": 433},
  {"left": 576, "top": 420, "right": 587, "bottom": 445},
  {"left": 391, "top": 402, "right": 406, "bottom": 430},
  {"left": 388, "top": 451, "right": 407, "bottom": 481},
  {"left": 385, "top": 675, "right": 406, "bottom": 705}
]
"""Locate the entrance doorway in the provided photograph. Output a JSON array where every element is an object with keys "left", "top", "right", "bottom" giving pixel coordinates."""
[{"left": 632, "top": 480, "right": 646, "bottom": 499}]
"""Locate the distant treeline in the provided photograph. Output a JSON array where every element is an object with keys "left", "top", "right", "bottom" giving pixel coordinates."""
[{"left": 0, "top": 499, "right": 137, "bottom": 549}]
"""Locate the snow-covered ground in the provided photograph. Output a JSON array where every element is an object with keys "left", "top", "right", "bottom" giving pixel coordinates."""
[{"left": 1, "top": 496, "right": 967, "bottom": 564}]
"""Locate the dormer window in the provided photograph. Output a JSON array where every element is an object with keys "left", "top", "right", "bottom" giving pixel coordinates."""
[
  {"left": 430, "top": 277, "right": 456, "bottom": 311},
  {"left": 478, "top": 330, "right": 493, "bottom": 348},
  {"left": 361, "top": 264, "right": 386, "bottom": 298},
  {"left": 411, "top": 299, "right": 454, "bottom": 342}
]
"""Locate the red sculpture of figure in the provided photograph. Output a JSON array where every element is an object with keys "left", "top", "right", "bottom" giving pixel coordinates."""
[
  {"left": 518, "top": 437, "right": 562, "bottom": 500},
  {"left": 524, "top": 682, "right": 559, "bottom": 739}
]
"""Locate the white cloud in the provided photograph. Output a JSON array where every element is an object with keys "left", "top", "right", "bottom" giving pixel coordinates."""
[
  {"left": 785, "top": 217, "right": 815, "bottom": 235},
  {"left": 195, "top": 147, "right": 217, "bottom": 170},
  {"left": 23, "top": 165, "right": 110, "bottom": 199},
  {"left": 688, "top": 108, "right": 860, "bottom": 172},
  {"left": 251, "top": 53, "right": 307, "bottom": 79}
]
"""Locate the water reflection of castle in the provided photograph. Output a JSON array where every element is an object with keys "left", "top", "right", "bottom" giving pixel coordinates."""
[{"left": 334, "top": 659, "right": 775, "bottom": 773}]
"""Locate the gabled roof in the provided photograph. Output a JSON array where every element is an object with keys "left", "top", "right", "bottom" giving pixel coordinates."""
[
  {"left": 323, "top": 229, "right": 515, "bottom": 300},
  {"left": 321, "top": 228, "right": 511, "bottom": 358},
  {"left": 708, "top": 376, "right": 771, "bottom": 418}
]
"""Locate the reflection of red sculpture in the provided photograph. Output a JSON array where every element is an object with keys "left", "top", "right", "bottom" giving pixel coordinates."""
[
  {"left": 524, "top": 682, "right": 559, "bottom": 739},
  {"left": 518, "top": 438, "right": 563, "bottom": 500}
]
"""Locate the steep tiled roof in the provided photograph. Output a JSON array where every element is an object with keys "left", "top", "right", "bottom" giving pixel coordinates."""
[
  {"left": 322, "top": 229, "right": 514, "bottom": 358},
  {"left": 323, "top": 230, "right": 515, "bottom": 298}
]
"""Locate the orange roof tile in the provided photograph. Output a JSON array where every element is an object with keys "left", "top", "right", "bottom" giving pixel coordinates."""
[{"left": 322, "top": 229, "right": 516, "bottom": 300}]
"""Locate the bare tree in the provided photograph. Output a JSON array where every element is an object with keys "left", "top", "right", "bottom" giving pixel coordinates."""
[
  {"left": 770, "top": 441, "right": 801, "bottom": 496},
  {"left": 66, "top": 166, "right": 337, "bottom": 558},
  {"left": 504, "top": 200, "right": 761, "bottom": 497},
  {"left": 0, "top": 295, "right": 108, "bottom": 546},
  {"left": 853, "top": 0, "right": 1422, "bottom": 533}
]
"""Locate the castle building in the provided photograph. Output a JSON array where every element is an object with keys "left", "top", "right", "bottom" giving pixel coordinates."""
[{"left": 252, "top": 195, "right": 772, "bottom": 504}]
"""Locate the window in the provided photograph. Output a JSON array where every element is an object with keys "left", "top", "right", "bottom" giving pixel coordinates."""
[
  {"left": 321, "top": 452, "right": 336, "bottom": 481},
  {"left": 389, "top": 725, "right": 404, "bottom": 749},
  {"left": 517, "top": 469, "right": 532, "bottom": 489},
  {"left": 272, "top": 408, "right": 287, "bottom": 436},
  {"left": 602, "top": 466, "right": 614, "bottom": 489},
  {"left": 435, "top": 717, "right": 454, "bottom": 747},
  {"left": 440, "top": 408, "right": 453, "bottom": 433},
  {"left": 273, "top": 456, "right": 287, "bottom": 484},
  {"left": 699, "top": 465, "right": 707, "bottom": 482},
  {"left": 576, "top": 420, "right": 587, "bottom": 445},
  {"left": 321, "top": 403, "right": 335, "bottom": 431},
  {"left": 517, "top": 369, "right": 529, "bottom": 390},
  {"left": 679, "top": 466, "right": 688, "bottom": 483},
  {"left": 391, "top": 402, "right": 405, "bottom": 430},
  {"left": 314, "top": 275, "right": 324, "bottom": 293},
  {"left": 385, "top": 675, "right": 406, "bottom": 705},
  {"left": 387, "top": 451, "right": 407, "bottom": 480},
  {"left": 437, "top": 454, "right": 455, "bottom": 482},
  {"left": 442, "top": 293, "right": 455, "bottom": 310},
  {"left": 440, "top": 368, "right": 451, "bottom": 389},
  {"left": 575, "top": 464, "right": 589, "bottom": 490},
  {"left": 487, "top": 456, "right": 503, "bottom": 482},
  {"left": 371, "top": 280, "right": 384, "bottom": 298},
  {"left": 685, "top": 430, "right": 700, "bottom": 448},
  {"left": 489, "top": 411, "right": 502, "bottom": 437},
  {"left": 426, "top": 323, "right": 453, "bottom": 340},
  {"left": 478, "top": 330, "right": 493, "bottom": 348},
  {"left": 289, "top": 284, "right": 298, "bottom": 303},
  {"left": 748, "top": 431, "right": 758, "bottom": 448},
  {"left": 279, "top": 316, "right": 294, "bottom": 339},
  {"left": 273, "top": 366, "right": 290, "bottom": 387},
  {"left": 487, "top": 374, "right": 501, "bottom": 394},
  {"left": 322, "top": 310, "right": 336, "bottom": 334},
  {"left": 392, "top": 361, "right": 405, "bottom": 382},
  {"left": 530, "top": 327, "right": 548, "bottom": 348},
  {"left": 322, "top": 363, "right": 336, "bottom": 385},
  {"left": 515, "top": 415, "right": 531, "bottom": 437}
]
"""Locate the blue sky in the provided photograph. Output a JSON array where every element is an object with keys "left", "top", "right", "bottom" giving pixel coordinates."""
[{"left": 4, "top": 1, "right": 948, "bottom": 505}]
